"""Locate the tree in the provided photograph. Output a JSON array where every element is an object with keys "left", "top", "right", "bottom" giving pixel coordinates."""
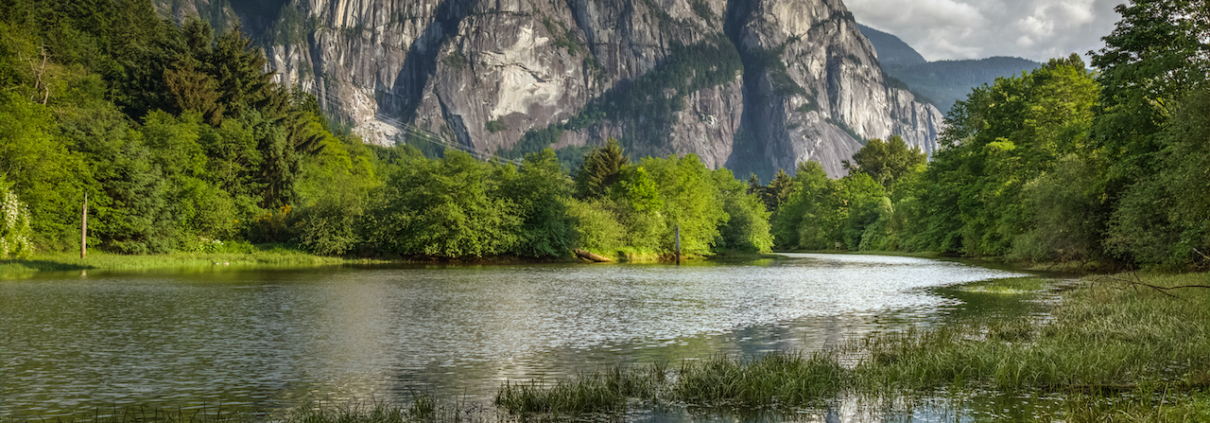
[
  {"left": 574, "top": 138, "right": 628, "bottom": 198},
  {"left": 714, "top": 168, "right": 773, "bottom": 252},
  {"left": 642, "top": 154, "right": 728, "bottom": 254},
  {"left": 0, "top": 93, "right": 88, "bottom": 249},
  {"left": 376, "top": 151, "right": 521, "bottom": 258},
  {"left": 499, "top": 149, "right": 575, "bottom": 258},
  {"left": 842, "top": 135, "right": 926, "bottom": 192},
  {"left": 0, "top": 178, "right": 35, "bottom": 258},
  {"left": 907, "top": 55, "right": 1099, "bottom": 257},
  {"left": 764, "top": 168, "right": 794, "bottom": 212}
]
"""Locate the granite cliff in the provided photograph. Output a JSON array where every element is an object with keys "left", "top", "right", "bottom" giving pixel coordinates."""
[{"left": 158, "top": 0, "right": 943, "bottom": 179}]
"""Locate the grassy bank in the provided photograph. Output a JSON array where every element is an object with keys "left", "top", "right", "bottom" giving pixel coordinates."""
[
  {"left": 493, "top": 272, "right": 1210, "bottom": 420},
  {"left": 0, "top": 248, "right": 384, "bottom": 278}
]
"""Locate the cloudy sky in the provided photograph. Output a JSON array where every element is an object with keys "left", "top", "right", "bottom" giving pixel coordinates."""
[{"left": 845, "top": 0, "right": 1125, "bottom": 62}]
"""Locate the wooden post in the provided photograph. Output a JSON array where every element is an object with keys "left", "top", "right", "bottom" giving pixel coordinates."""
[
  {"left": 674, "top": 224, "right": 681, "bottom": 266},
  {"left": 80, "top": 193, "right": 87, "bottom": 259}
]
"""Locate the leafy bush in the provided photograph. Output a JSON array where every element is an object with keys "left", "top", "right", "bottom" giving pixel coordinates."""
[{"left": 0, "top": 182, "right": 35, "bottom": 259}]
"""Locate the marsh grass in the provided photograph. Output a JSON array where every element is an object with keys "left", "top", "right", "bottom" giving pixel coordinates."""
[
  {"left": 0, "top": 249, "right": 386, "bottom": 278},
  {"left": 494, "top": 365, "right": 665, "bottom": 414},
  {"left": 855, "top": 273, "right": 1209, "bottom": 391},
  {"left": 494, "top": 273, "right": 1210, "bottom": 418},
  {"left": 956, "top": 277, "right": 1046, "bottom": 294},
  {"left": 673, "top": 352, "right": 845, "bottom": 407},
  {"left": 1055, "top": 388, "right": 1210, "bottom": 423}
]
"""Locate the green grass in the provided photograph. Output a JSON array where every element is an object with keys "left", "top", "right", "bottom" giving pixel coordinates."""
[
  {"left": 493, "top": 273, "right": 1210, "bottom": 417},
  {"left": 775, "top": 249, "right": 947, "bottom": 259},
  {"left": 0, "top": 248, "right": 385, "bottom": 278},
  {"left": 1055, "top": 388, "right": 1210, "bottom": 423},
  {"left": 673, "top": 352, "right": 845, "bottom": 407},
  {"left": 495, "top": 365, "right": 664, "bottom": 414},
  {"left": 956, "top": 277, "right": 1047, "bottom": 294}
]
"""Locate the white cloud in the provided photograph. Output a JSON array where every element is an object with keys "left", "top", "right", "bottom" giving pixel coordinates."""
[{"left": 846, "top": 0, "right": 1124, "bottom": 62}]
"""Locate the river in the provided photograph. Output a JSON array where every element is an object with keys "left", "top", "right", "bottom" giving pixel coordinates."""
[{"left": 0, "top": 253, "right": 1035, "bottom": 420}]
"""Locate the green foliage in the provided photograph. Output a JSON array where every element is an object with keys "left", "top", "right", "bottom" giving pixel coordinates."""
[
  {"left": 540, "top": 18, "right": 583, "bottom": 56},
  {"left": 499, "top": 149, "right": 575, "bottom": 257},
  {"left": 1106, "top": 87, "right": 1210, "bottom": 266},
  {"left": 1090, "top": 0, "right": 1210, "bottom": 183},
  {"left": 575, "top": 138, "right": 628, "bottom": 198},
  {"left": 0, "top": 93, "right": 88, "bottom": 249},
  {"left": 564, "top": 198, "right": 623, "bottom": 253},
  {"left": 764, "top": 169, "right": 794, "bottom": 212},
  {"left": 642, "top": 154, "right": 729, "bottom": 254},
  {"left": 713, "top": 169, "right": 773, "bottom": 253},
  {"left": 907, "top": 55, "right": 1100, "bottom": 257},
  {"left": 373, "top": 151, "right": 521, "bottom": 258},
  {"left": 689, "top": 0, "right": 715, "bottom": 25},
  {"left": 484, "top": 120, "right": 508, "bottom": 134},
  {"left": 442, "top": 50, "right": 466, "bottom": 70},
  {"left": 1089, "top": 0, "right": 1210, "bottom": 267},
  {"left": 0, "top": 179, "right": 35, "bottom": 258},
  {"left": 770, "top": 161, "right": 888, "bottom": 250},
  {"left": 843, "top": 135, "right": 926, "bottom": 192}
]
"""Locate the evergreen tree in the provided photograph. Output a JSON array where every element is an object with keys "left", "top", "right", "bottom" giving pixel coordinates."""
[{"left": 574, "top": 138, "right": 628, "bottom": 198}]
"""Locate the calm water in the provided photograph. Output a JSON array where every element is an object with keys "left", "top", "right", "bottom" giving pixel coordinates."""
[{"left": 0, "top": 254, "right": 1031, "bottom": 419}]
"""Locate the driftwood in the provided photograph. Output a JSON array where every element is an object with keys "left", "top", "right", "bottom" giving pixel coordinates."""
[
  {"left": 1091, "top": 271, "right": 1210, "bottom": 299},
  {"left": 574, "top": 249, "right": 612, "bottom": 263}
]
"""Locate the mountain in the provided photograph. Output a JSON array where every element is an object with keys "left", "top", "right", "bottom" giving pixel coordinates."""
[
  {"left": 157, "top": 0, "right": 944, "bottom": 180},
  {"left": 855, "top": 24, "right": 925, "bottom": 67},
  {"left": 857, "top": 24, "right": 1042, "bottom": 114}
]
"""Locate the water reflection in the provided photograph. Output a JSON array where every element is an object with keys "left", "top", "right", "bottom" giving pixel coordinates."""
[{"left": 0, "top": 254, "right": 1029, "bottom": 419}]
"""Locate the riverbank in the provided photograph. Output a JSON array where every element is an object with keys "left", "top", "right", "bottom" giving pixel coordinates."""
[
  {"left": 0, "top": 248, "right": 386, "bottom": 278},
  {"left": 494, "top": 272, "right": 1210, "bottom": 420},
  {"left": 0, "top": 248, "right": 783, "bottom": 278}
]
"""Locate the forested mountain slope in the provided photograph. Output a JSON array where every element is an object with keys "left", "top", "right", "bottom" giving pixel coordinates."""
[{"left": 858, "top": 24, "right": 1041, "bottom": 114}]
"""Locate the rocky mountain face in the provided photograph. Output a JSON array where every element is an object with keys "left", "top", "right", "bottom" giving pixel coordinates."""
[{"left": 158, "top": 0, "right": 943, "bottom": 179}]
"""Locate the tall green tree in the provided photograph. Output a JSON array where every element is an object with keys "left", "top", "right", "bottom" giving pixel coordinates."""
[
  {"left": 908, "top": 55, "right": 1099, "bottom": 257},
  {"left": 374, "top": 151, "right": 521, "bottom": 258},
  {"left": 499, "top": 149, "right": 575, "bottom": 258},
  {"left": 842, "top": 135, "right": 926, "bottom": 192},
  {"left": 575, "top": 138, "right": 628, "bottom": 198},
  {"left": 1090, "top": 0, "right": 1210, "bottom": 183}
]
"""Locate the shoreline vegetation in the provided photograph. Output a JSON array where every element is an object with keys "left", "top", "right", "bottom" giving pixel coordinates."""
[
  {"left": 5, "top": 273, "right": 1207, "bottom": 422},
  {"left": 0, "top": 246, "right": 787, "bottom": 278},
  {"left": 492, "top": 272, "right": 1210, "bottom": 421}
]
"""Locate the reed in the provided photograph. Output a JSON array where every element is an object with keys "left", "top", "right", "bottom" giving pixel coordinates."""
[
  {"left": 673, "top": 352, "right": 845, "bottom": 407},
  {"left": 494, "top": 365, "right": 664, "bottom": 414},
  {"left": 493, "top": 272, "right": 1210, "bottom": 417}
]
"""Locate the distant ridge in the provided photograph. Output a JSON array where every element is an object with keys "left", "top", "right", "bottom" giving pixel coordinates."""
[
  {"left": 858, "top": 25, "right": 1042, "bottom": 114},
  {"left": 857, "top": 24, "right": 926, "bottom": 67}
]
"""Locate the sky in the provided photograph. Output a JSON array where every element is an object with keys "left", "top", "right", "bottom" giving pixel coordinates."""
[{"left": 845, "top": 0, "right": 1125, "bottom": 62}]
